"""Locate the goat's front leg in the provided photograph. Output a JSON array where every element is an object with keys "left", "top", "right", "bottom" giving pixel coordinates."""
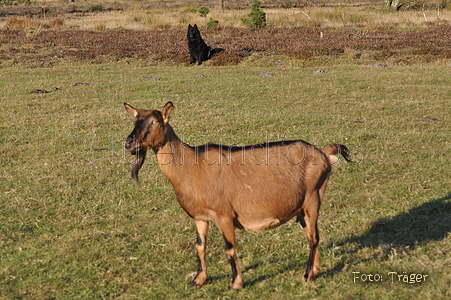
[
  {"left": 218, "top": 217, "right": 243, "bottom": 290},
  {"left": 192, "top": 220, "right": 209, "bottom": 286}
]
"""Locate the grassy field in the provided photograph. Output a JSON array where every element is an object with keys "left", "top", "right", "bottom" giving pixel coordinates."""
[
  {"left": 0, "top": 1, "right": 450, "bottom": 298},
  {"left": 1, "top": 60, "right": 450, "bottom": 299}
]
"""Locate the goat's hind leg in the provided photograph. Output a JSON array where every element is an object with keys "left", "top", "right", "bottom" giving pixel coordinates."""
[
  {"left": 192, "top": 220, "right": 209, "bottom": 286},
  {"left": 297, "top": 193, "right": 321, "bottom": 282}
]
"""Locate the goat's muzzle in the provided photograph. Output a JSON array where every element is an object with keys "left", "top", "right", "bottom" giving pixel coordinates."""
[{"left": 125, "top": 136, "right": 141, "bottom": 155}]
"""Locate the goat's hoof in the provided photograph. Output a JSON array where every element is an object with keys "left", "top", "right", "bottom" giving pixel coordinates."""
[
  {"left": 302, "top": 267, "right": 319, "bottom": 283},
  {"left": 301, "top": 273, "right": 311, "bottom": 283},
  {"left": 192, "top": 273, "right": 207, "bottom": 287},
  {"left": 229, "top": 279, "right": 244, "bottom": 290}
]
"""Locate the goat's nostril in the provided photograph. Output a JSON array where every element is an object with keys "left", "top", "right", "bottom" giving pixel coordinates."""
[{"left": 125, "top": 138, "right": 134, "bottom": 149}]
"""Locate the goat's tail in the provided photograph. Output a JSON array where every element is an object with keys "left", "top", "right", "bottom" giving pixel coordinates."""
[{"left": 323, "top": 144, "right": 353, "bottom": 165}]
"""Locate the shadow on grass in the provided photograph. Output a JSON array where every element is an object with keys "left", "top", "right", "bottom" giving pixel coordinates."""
[
  {"left": 324, "top": 192, "right": 451, "bottom": 277},
  {"left": 243, "top": 261, "right": 297, "bottom": 288},
  {"left": 204, "top": 260, "right": 298, "bottom": 288}
]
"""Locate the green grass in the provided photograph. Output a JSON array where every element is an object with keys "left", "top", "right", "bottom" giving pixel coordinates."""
[{"left": 1, "top": 61, "right": 451, "bottom": 299}]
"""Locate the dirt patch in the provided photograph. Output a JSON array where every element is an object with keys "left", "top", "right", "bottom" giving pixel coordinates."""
[{"left": 1, "top": 26, "right": 450, "bottom": 66}]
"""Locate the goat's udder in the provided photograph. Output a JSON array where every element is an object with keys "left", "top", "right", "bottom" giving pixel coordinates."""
[{"left": 328, "top": 154, "right": 338, "bottom": 165}]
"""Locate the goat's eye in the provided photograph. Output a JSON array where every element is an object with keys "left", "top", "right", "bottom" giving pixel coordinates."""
[{"left": 151, "top": 120, "right": 159, "bottom": 125}]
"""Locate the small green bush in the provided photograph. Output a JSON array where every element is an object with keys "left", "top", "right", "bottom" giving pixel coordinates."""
[
  {"left": 197, "top": 6, "right": 210, "bottom": 18},
  {"left": 206, "top": 17, "right": 219, "bottom": 30},
  {"left": 242, "top": 0, "right": 266, "bottom": 29}
]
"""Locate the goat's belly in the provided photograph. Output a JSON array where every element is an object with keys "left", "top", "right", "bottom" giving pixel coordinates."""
[
  {"left": 231, "top": 197, "right": 301, "bottom": 231},
  {"left": 236, "top": 217, "right": 284, "bottom": 232}
]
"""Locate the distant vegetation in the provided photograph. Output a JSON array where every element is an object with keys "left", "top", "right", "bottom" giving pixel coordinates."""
[
  {"left": 241, "top": 0, "right": 267, "bottom": 29},
  {"left": 1, "top": 0, "right": 449, "bottom": 31},
  {"left": 0, "top": 0, "right": 31, "bottom": 4}
]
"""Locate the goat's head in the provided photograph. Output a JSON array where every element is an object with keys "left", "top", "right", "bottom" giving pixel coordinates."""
[
  {"left": 124, "top": 102, "right": 174, "bottom": 185},
  {"left": 124, "top": 101, "right": 174, "bottom": 154}
]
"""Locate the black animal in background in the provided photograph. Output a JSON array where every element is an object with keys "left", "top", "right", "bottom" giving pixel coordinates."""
[{"left": 187, "top": 24, "right": 223, "bottom": 65}]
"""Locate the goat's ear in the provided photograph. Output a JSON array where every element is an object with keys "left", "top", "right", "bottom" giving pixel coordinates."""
[
  {"left": 124, "top": 103, "right": 138, "bottom": 118},
  {"left": 161, "top": 101, "right": 174, "bottom": 124}
]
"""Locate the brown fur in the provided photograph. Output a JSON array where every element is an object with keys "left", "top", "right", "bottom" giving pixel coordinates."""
[{"left": 124, "top": 102, "right": 352, "bottom": 289}]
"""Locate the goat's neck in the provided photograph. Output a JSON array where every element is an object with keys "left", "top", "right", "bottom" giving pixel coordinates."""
[{"left": 153, "top": 124, "right": 191, "bottom": 172}]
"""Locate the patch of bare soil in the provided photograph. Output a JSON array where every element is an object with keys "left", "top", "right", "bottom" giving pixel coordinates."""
[{"left": 1, "top": 26, "right": 450, "bottom": 67}]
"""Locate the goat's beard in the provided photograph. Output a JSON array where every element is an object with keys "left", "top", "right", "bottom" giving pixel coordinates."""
[{"left": 131, "top": 149, "right": 147, "bottom": 186}]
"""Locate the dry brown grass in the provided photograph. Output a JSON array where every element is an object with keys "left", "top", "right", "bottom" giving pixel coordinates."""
[
  {"left": 59, "top": 6, "right": 450, "bottom": 30},
  {"left": 5, "top": 16, "right": 64, "bottom": 30},
  {"left": 2, "top": 5, "right": 450, "bottom": 31}
]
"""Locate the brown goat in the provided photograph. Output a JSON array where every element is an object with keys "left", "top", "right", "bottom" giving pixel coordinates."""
[{"left": 124, "top": 102, "right": 352, "bottom": 289}]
